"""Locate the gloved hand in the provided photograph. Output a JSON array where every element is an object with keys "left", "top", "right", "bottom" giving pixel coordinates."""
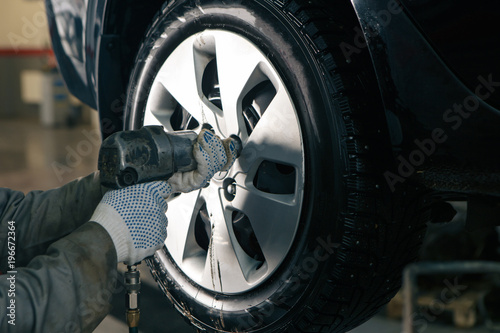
[
  {"left": 91, "top": 128, "right": 236, "bottom": 264},
  {"left": 168, "top": 128, "right": 238, "bottom": 193},
  {"left": 90, "top": 181, "right": 172, "bottom": 264}
]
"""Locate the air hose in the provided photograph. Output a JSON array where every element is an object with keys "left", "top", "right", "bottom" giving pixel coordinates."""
[{"left": 125, "top": 264, "right": 141, "bottom": 333}]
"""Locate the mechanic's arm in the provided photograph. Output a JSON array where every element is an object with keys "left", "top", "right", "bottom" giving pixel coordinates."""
[
  {"left": 0, "top": 172, "right": 107, "bottom": 269},
  {"left": 0, "top": 129, "right": 237, "bottom": 332},
  {"left": 0, "top": 222, "right": 117, "bottom": 333}
]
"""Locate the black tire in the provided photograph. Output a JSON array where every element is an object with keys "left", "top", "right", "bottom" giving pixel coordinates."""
[{"left": 124, "top": 0, "right": 428, "bottom": 332}]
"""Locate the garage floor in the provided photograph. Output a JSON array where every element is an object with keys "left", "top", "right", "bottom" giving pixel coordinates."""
[{"left": 0, "top": 117, "right": 492, "bottom": 333}]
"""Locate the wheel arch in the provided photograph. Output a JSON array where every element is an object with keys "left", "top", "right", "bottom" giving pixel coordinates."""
[
  {"left": 350, "top": 0, "right": 500, "bottom": 195},
  {"left": 95, "top": 0, "right": 165, "bottom": 138}
]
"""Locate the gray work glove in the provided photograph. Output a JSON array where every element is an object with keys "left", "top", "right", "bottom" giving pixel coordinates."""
[
  {"left": 90, "top": 128, "right": 236, "bottom": 264},
  {"left": 168, "top": 128, "right": 238, "bottom": 193}
]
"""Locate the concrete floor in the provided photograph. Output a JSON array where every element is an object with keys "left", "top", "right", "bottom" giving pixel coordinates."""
[{"left": 0, "top": 117, "right": 493, "bottom": 333}]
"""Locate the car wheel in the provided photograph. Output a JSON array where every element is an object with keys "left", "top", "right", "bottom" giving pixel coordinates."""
[{"left": 124, "top": 0, "right": 428, "bottom": 332}]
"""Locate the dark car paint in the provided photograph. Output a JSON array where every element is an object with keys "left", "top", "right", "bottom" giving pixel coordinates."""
[
  {"left": 46, "top": 0, "right": 500, "bottom": 194},
  {"left": 44, "top": 0, "right": 117, "bottom": 111},
  {"left": 45, "top": 0, "right": 95, "bottom": 107},
  {"left": 399, "top": 0, "right": 500, "bottom": 108},
  {"left": 45, "top": 0, "right": 164, "bottom": 138},
  {"left": 351, "top": 0, "right": 500, "bottom": 194}
]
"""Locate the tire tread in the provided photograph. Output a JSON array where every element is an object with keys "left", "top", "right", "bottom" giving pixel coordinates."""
[{"left": 278, "top": 1, "right": 428, "bottom": 332}]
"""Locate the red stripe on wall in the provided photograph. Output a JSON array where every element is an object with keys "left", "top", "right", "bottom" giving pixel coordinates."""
[{"left": 0, "top": 49, "right": 53, "bottom": 57}]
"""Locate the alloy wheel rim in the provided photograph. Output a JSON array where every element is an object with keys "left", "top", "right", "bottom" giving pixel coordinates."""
[{"left": 143, "top": 30, "right": 304, "bottom": 294}]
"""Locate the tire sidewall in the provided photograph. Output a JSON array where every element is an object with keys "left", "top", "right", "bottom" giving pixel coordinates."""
[{"left": 125, "top": 0, "right": 345, "bottom": 331}]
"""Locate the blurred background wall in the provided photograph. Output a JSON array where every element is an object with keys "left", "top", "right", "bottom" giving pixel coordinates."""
[
  {"left": 0, "top": 0, "right": 52, "bottom": 118},
  {"left": 0, "top": 0, "right": 99, "bottom": 193}
]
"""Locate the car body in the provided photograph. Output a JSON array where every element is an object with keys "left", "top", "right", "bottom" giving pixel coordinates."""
[{"left": 351, "top": 0, "right": 500, "bottom": 197}]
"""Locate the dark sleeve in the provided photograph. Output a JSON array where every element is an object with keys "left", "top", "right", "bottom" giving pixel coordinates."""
[
  {"left": 0, "top": 172, "right": 107, "bottom": 270},
  {"left": 0, "top": 222, "right": 118, "bottom": 333}
]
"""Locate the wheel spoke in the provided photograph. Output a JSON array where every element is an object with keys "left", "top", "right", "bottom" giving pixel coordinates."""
[
  {"left": 155, "top": 35, "right": 218, "bottom": 126},
  {"left": 165, "top": 190, "right": 201, "bottom": 264},
  {"left": 235, "top": 88, "right": 303, "bottom": 175},
  {"left": 214, "top": 32, "right": 266, "bottom": 137},
  {"left": 200, "top": 187, "right": 252, "bottom": 293},
  {"left": 143, "top": 105, "right": 165, "bottom": 128},
  {"left": 229, "top": 185, "right": 300, "bottom": 269}
]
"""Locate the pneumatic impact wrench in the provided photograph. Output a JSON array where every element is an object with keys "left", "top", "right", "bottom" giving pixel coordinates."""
[
  {"left": 97, "top": 124, "right": 242, "bottom": 332},
  {"left": 98, "top": 124, "right": 242, "bottom": 189}
]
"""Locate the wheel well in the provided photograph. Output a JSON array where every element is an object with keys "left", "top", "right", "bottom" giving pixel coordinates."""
[
  {"left": 103, "top": 0, "right": 165, "bottom": 88},
  {"left": 96, "top": 0, "right": 165, "bottom": 138}
]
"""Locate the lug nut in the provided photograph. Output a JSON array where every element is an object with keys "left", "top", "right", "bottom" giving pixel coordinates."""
[
  {"left": 227, "top": 183, "right": 236, "bottom": 195},
  {"left": 223, "top": 178, "right": 237, "bottom": 201}
]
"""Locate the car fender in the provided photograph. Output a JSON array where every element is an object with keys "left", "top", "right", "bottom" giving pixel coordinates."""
[
  {"left": 45, "top": 0, "right": 96, "bottom": 108},
  {"left": 350, "top": 0, "right": 500, "bottom": 173}
]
